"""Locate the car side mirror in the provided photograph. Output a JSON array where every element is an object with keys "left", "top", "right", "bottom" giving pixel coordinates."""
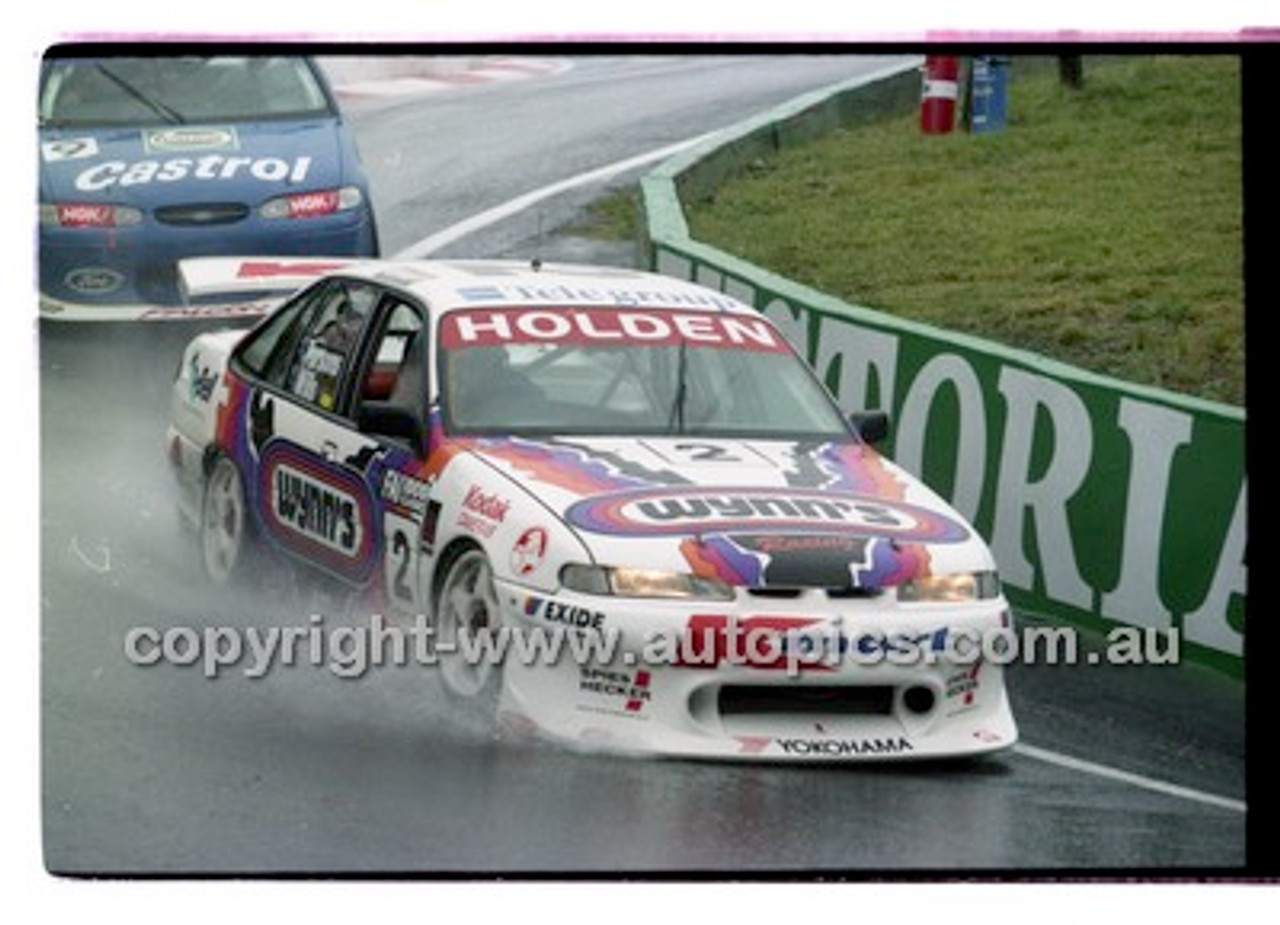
[
  {"left": 849, "top": 410, "right": 890, "bottom": 445},
  {"left": 359, "top": 401, "right": 424, "bottom": 454}
]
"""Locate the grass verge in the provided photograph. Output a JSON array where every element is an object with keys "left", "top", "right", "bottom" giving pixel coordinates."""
[{"left": 676, "top": 55, "right": 1243, "bottom": 406}]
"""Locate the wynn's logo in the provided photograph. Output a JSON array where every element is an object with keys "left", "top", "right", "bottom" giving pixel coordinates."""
[
  {"left": 258, "top": 442, "right": 374, "bottom": 577},
  {"left": 565, "top": 487, "right": 970, "bottom": 543},
  {"left": 272, "top": 464, "right": 360, "bottom": 555}
]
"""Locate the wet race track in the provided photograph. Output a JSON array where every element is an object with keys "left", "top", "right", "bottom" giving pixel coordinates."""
[{"left": 39, "top": 55, "right": 1248, "bottom": 876}]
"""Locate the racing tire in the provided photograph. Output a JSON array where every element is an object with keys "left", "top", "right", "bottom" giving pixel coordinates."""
[
  {"left": 434, "top": 547, "right": 504, "bottom": 721},
  {"left": 201, "top": 454, "right": 254, "bottom": 585}
]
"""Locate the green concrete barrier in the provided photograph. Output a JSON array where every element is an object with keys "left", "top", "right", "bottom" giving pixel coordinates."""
[{"left": 640, "top": 60, "right": 1246, "bottom": 675}]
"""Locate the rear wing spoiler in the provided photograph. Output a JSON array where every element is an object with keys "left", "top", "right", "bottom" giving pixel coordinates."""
[
  {"left": 39, "top": 256, "right": 362, "bottom": 323},
  {"left": 179, "top": 257, "right": 363, "bottom": 301}
]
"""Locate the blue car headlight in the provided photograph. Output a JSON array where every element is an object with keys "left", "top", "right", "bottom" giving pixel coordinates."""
[{"left": 260, "top": 185, "right": 366, "bottom": 220}]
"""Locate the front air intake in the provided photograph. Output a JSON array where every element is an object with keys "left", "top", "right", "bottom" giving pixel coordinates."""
[
  {"left": 718, "top": 684, "right": 895, "bottom": 717},
  {"left": 154, "top": 203, "right": 250, "bottom": 226}
]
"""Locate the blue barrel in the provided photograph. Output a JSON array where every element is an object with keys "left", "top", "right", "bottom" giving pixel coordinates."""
[{"left": 969, "top": 56, "right": 1010, "bottom": 134}]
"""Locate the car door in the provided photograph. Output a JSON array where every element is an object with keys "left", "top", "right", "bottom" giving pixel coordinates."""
[
  {"left": 233, "top": 276, "right": 388, "bottom": 587},
  {"left": 348, "top": 298, "right": 435, "bottom": 613}
]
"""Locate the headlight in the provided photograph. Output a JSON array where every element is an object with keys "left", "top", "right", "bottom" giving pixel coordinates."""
[
  {"left": 40, "top": 202, "right": 143, "bottom": 228},
  {"left": 260, "top": 186, "right": 365, "bottom": 220},
  {"left": 561, "top": 564, "right": 734, "bottom": 601},
  {"left": 897, "top": 571, "right": 1000, "bottom": 603}
]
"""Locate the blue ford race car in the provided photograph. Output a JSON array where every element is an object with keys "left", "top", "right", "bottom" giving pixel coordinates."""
[{"left": 38, "top": 54, "right": 379, "bottom": 318}]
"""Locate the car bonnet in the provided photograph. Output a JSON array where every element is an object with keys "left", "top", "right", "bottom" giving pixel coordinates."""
[
  {"left": 459, "top": 435, "right": 991, "bottom": 590},
  {"left": 39, "top": 119, "right": 347, "bottom": 205}
]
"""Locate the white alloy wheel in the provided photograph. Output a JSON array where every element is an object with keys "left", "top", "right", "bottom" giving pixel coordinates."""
[
  {"left": 436, "top": 548, "right": 502, "bottom": 700},
  {"left": 201, "top": 455, "right": 248, "bottom": 584}
]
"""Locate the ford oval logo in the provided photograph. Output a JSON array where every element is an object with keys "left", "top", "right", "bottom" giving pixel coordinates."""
[{"left": 65, "top": 267, "right": 125, "bottom": 294}]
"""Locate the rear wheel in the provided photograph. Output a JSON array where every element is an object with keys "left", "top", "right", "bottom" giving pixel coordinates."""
[{"left": 201, "top": 454, "right": 251, "bottom": 584}]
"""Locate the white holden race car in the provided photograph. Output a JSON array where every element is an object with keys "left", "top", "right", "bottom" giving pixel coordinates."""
[{"left": 167, "top": 257, "right": 1017, "bottom": 761}]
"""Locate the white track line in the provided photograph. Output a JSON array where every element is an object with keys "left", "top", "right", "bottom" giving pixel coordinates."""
[
  {"left": 1014, "top": 743, "right": 1246, "bottom": 813},
  {"left": 394, "top": 57, "right": 920, "bottom": 259},
  {"left": 392, "top": 131, "right": 719, "bottom": 259},
  {"left": 335, "top": 58, "right": 572, "bottom": 100}
]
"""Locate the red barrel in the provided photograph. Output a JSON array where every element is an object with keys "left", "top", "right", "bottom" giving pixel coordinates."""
[{"left": 921, "top": 55, "right": 961, "bottom": 134}]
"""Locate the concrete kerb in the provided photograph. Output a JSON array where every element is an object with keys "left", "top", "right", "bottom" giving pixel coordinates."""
[
  {"left": 316, "top": 56, "right": 482, "bottom": 84},
  {"left": 638, "top": 58, "right": 1246, "bottom": 674}
]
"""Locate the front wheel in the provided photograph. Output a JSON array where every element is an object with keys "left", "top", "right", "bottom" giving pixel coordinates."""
[
  {"left": 201, "top": 454, "right": 252, "bottom": 584},
  {"left": 435, "top": 547, "right": 502, "bottom": 704}
]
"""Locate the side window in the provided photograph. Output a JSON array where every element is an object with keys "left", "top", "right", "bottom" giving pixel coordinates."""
[
  {"left": 279, "top": 281, "right": 379, "bottom": 412},
  {"left": 359, "top": 301, "right": 425, "bottom": 408},
  {"left": 235, "top": 282, "right": 328, "bottom": 380}
]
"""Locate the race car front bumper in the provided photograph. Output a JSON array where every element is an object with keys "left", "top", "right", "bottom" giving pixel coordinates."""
[{"left": 491, "top": 579, "right": 1019, "bottom": 761}]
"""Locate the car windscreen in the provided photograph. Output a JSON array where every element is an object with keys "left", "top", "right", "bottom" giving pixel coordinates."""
[
  {"left": 438, "top": 306, "right": 852, "bottom": 440},
  {"left": 39, "top": 56, "right": 335, "bottom": 127}
]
